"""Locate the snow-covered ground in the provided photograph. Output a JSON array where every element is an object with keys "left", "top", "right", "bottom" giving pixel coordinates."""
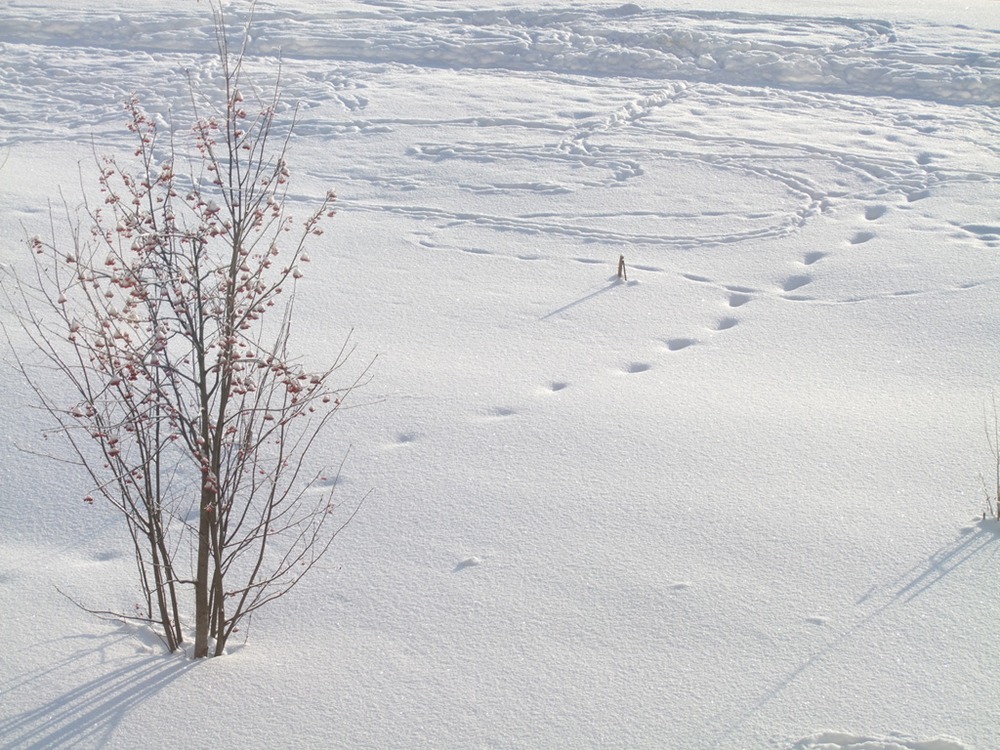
[{"left": 1, "top": 0, "right": 999, "bottom": 748}]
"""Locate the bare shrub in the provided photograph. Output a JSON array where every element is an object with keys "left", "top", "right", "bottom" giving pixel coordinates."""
[{"left": 5, "top": 4, "right": 370, "bottom": 657}]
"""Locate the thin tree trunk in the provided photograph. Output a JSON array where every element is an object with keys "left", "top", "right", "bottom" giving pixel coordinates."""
[
  {"left": 194, "top": 492, "right": 213, "bottom": 658},
  {"left": 148, "top": 529, "right": 179, "bottom": 652}
]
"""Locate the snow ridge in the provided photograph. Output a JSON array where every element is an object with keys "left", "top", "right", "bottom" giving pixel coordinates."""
[{"left": 1, "top": 3, "right": 998, "bottom": 105}]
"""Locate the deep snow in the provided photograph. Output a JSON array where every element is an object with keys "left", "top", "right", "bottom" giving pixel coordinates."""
[{"left": 1, "top": 1, "right": 999, "bottom": 748}]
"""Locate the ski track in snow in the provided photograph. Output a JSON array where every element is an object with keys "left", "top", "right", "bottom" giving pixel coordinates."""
[
  {"left": 2, "top": 3, "right": 997, "bottom": 247},
  {"left": 3, "top": 0, "right": 999, "bottom": 450}
]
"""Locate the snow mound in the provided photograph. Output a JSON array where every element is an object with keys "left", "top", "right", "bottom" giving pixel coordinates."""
[{"left": 796, "top": 731, "right": 967, "bottom": 750}]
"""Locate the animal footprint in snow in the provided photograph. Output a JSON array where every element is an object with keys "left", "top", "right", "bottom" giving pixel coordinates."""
[
  {"left": 547, "top": 381, "right": 569, "bottom": 392},
  {"left": 728, "top": 292, "right": 752, "bottom": 308},
  {"left": 849, "top": 230, "right": 875, "bottom": 245},
  {"left": 454, "top": 556, "right": 481, "bottom": 572},
  {"left": 714, "top": 316, "right": 738, "bottom": 331},
  {"left": 802, "top": 251, "right": 826, "bottom": 266},
  {"left": 665, "top": 338, "right": 696, "bottom": 352},
  {"left": 782, "top": 275, "right": 811, "bottom": 292},
  {"left": 623, "top": 362, "right": 652, "bottom": 374},
  {"left": 864, "top": 205, "right": 887, "bottom": 221}
]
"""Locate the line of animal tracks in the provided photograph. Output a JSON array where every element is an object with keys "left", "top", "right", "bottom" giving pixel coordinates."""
[{"left": 2, "top": 0, "right": 998, "bottom": 353}]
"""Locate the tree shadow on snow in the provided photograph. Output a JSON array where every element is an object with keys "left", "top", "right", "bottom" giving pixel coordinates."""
[
  {"left": 0, "top": 631, "right": 194, "bottom": 749},
  {"left": 705, "top": 519, "right": 1000, "bottom": 749},
  {"left": 886, "top": 517, "right": 1000, "bottom": 603}
]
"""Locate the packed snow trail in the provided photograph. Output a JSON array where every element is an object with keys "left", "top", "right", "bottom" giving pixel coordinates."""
[{"left": 1, "top": 2, "right": 999, "bottom": 114}]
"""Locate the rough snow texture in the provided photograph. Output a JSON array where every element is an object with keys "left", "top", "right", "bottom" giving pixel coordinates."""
[{"left": 1, "top": 0, "right": 999, "bottom": 748}]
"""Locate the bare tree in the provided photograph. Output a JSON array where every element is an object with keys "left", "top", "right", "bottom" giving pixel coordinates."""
[{"left": 5, "top": 5, "right": 370, "bottom": 658}]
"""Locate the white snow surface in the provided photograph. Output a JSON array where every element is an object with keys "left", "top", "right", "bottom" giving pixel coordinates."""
[{"left": 1, "top": 0, "right": 999, "bottom": 748}]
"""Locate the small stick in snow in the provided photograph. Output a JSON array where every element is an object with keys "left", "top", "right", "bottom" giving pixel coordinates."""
[{"left": 617, "top": 254, "right": 627, "bottom": 281}]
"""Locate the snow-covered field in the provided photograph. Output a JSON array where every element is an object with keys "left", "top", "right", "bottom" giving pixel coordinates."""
[{"left": 1, "top": 0, "right": 999, "bottom": 747}]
